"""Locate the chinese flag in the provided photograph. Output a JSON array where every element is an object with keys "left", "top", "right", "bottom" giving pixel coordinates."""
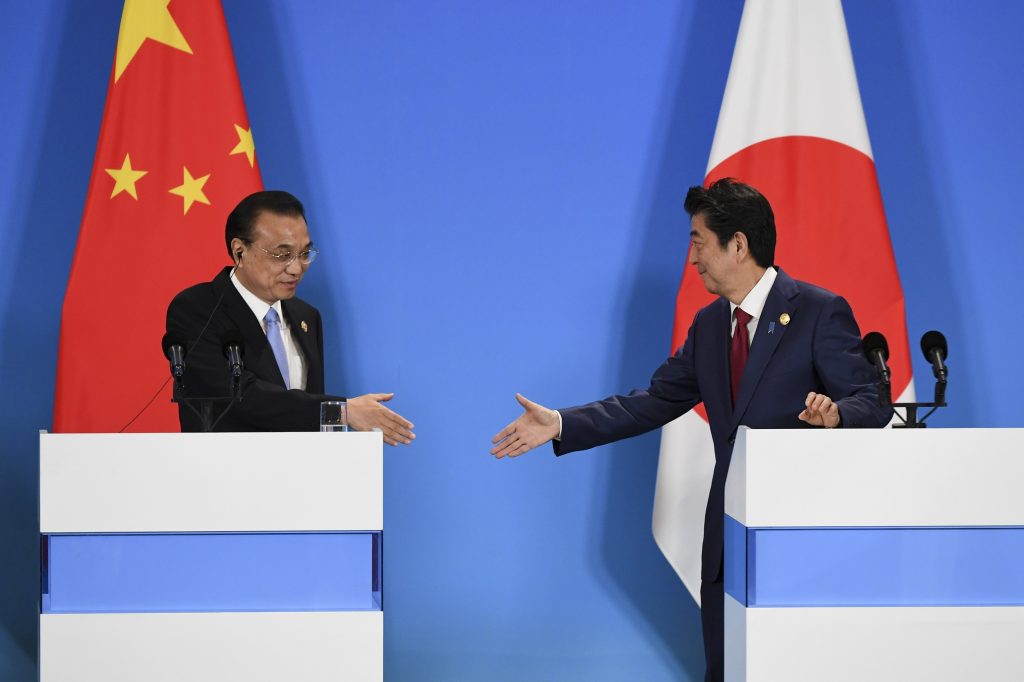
[
  {"left": 53, "top": 0, "right": 262, "bottom": 432},
  {"left": 652, "top": 0, "right": 914, "bottom": 604}
]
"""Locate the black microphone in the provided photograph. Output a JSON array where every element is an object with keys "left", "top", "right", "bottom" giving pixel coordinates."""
[
  {"left": 862, "top": 331, "right": 892, "bottom": 407},
  {"left": 161, "top": 333, "right": 187, "bottom": 382},
  {"left": 920, "top": 330, "right": 948, "bottom": 404},
  {"left": 920, "top": 330, "right": 948, "bottom": 381},
  {"left": 221, "top": 332, "right": 245, "bottom": 383}
]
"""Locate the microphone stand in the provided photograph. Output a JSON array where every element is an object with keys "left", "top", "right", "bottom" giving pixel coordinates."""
[
  {"left": 172, "top": 379, "right": 243, "bottom": 432},
  {"left": 889, "top": 380, "right": 947, "bottom": 428}
]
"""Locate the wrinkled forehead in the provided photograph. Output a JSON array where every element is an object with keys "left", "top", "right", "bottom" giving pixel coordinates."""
[{"left": 251, "top": 210, "right": 311, "bottom": 247}]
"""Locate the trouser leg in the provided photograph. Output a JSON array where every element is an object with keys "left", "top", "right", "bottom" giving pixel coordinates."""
[{"left": 700, "top": 578, "right": 724, "bottom": 682}]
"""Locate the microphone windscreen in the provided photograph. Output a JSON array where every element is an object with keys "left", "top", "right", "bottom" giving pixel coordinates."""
[
  {"left": 920, "top": 330, "right": 947, "bottom": 361},
  {"left": 862, "top": 331, "right": 890, "bottom": 361},
  {"left": 162, "top": 332, "right": 186, "bottom": 360},
  {"left": 220, "top": 331, "right": 245, "bottom": 358}
]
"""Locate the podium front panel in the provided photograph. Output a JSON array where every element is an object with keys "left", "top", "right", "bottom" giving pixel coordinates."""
[
  {"left": 39, "top": 431, "right": 384, "bottom": 681},
  {"left": 723, "top": 428, "right": 1024, "bottom": 682}
]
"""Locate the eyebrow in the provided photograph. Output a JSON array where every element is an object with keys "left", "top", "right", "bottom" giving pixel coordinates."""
[{"left": 270, "top": 240, "right": 313, "bottom": 250}]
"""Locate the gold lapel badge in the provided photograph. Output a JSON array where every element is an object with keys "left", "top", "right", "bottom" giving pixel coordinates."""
[
  {"left": 779, "top": 313, "right": 791, "bottom": 326},
  {"left": 300, "top": 321, "right": 309, "bottom": 333}
]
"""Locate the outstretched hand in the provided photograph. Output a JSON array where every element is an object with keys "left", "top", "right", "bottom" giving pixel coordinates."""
[
  {"left": 797, "top": 391, "right": 840, "bottom": 428},
  {"left": 346, "top": 393, "right": 415, "bottom": 446},
  {"left": 490, "top": 393, "right": 560, "bottom": 459}
]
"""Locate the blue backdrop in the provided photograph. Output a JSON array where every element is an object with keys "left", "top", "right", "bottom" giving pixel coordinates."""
[{"left": 2, "top": 1, "right": 1022, "bottom": 679}]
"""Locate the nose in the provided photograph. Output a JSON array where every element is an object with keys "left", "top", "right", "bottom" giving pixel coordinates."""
[
  {"left": 687, "top": 243, "right": 698, "bottom": 265},
  {"left": 285, "top": 257, "right": 303, "bottom": 275}
]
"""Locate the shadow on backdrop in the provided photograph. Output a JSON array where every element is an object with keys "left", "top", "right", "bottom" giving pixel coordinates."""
[
  {"left": 846, "top": 2, "right": 976, "bottom": 428},
  {"left": 0, "top": 2, "right": 120, "bottom": 679},
  {"left": 586, "top": 0, "right": 744, "bottom": 679}
]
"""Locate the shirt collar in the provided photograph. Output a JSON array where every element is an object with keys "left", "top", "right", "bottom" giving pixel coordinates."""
[
  {"left": 730, "top": 266, "right": 777, "bottom": 321},
  {"left": 230, "top": 268, "right": 285, "bottom": 327}
]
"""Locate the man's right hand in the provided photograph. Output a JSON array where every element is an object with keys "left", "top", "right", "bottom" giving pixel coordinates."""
[
  {"left": 490, "top": 393, "right": 560, "bottom": 459},
  {"left": 346, "top": 393, "right": 415, "bottom": 446}
]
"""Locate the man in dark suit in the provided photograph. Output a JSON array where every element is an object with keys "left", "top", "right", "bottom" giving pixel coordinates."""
[
  {"left": 490, "top": 178, "right": 889, "bottom": 681},
  {"left": 165, "top": 190, "right": 415, "bottom": 444}
]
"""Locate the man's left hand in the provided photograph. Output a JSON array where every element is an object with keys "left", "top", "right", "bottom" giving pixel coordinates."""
[
  {"left": 798, "top": 391, "right": 840, "bottom": 428},
  {"left": 346, "top": 393, "right": 415, "bottom": 446}
]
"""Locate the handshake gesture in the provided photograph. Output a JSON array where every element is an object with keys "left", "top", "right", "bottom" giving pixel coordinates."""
[{"left": 489, "top": 393, "right": 560, "bottom": 459}]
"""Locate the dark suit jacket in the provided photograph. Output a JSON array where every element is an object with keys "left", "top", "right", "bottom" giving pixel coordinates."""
[
  {"left": 165, "top": 266, "right": 344, "bottom": 432},
  {"left": 555, "top": 268, "right": 889, "bottom": 581}
]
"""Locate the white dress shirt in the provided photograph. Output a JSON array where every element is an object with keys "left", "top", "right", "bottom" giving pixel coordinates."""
[
  {"left": 230, "top": 269, "right": 308, "bottom": 390},
  {"left": 731, "top": 266, "right": 778, "bottom": 347}
]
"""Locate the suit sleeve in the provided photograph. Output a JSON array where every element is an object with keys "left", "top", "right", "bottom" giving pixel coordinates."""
[
  {"left": 812, "top": 295, "right": 891, "bottom": 428},
  {"left": 166, "top": 289, "right": 343, "bottom": 432},
  {"left": 555, "top": 314, "right": 704, "bottom": 455}
]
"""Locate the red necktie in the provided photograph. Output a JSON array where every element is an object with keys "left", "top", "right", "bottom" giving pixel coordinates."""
[{"left": 731, "top": 308, "right": 752, "bottom": 406}]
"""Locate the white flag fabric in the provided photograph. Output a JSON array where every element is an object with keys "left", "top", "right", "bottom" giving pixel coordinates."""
[{"left": 653, "top": 0, "right": 914, "bottom": 605}]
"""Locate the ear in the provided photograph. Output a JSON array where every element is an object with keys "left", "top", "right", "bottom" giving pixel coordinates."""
[
  {"left": 230, "top": 238, "right": 246, "bottom": 265},
  {"left": 732, "top": 232, "right": 749, "bottom": 260}
]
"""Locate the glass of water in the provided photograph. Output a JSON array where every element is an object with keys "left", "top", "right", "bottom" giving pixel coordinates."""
[{"left": 320, "top": 400, "right": 348, "bottom": 432}]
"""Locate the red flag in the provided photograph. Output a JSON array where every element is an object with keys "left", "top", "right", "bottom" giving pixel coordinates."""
[
  {"left": 653, "top": 0, "right": 913, "bottom": 604},
  {"left": 54, "top": 0, "right": 262, "bottom": 432}
]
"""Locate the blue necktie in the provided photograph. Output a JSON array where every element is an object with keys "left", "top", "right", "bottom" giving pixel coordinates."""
[{"left": 264, "top": 307, "right": 291, "bottom": 388}]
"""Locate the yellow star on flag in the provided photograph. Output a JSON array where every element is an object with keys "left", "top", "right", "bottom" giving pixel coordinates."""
[
  {"left": 114, "top": 0, "right": 193, "bottom": 82},
  {"left": 168, "top": 167, "right": 211, "bottom": 214},
  {"left": 105, "top": 153, "right": 148, "bottom": 200},
  {"left": 230, "top": 124, "right": 256, "bottom": 167}
]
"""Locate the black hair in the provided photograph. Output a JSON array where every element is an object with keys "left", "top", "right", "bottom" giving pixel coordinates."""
[
  {"left": 225, "top": 190, "right": 306, "bottom": 257},
  {"left": 683, "top": 178, "right": 776, "bottom": 268}
]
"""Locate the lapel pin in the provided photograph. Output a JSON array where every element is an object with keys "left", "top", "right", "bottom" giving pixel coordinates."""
[
  {"left": 779, "top": 313, "right": 791, "bottom": 326},
  {"left": 300, "top": 321, "right": 308, "bottom": 333},
  {"left": 767, "top": 321, "right": 776, "bottom": 335}
]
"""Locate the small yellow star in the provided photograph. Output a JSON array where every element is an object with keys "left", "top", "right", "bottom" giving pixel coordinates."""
[
  {"left": 105, "top": 153, "right": 148, "bottom": 200},
  {"left": 114, "top": 0, "right": 193, "bottom": 82},
  {"left": 230, "top": 124, "right": 256, "bottom": 167},
  {"left": 168, "top": 167, "right": 211, "bottom": 215}
]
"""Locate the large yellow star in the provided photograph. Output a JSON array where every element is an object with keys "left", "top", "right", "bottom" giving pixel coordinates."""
[
  {"left": 105, "top": 153, "right": 148, "bottom": 200},
  {"left": 114, "top": 0, "right": 193, "bottom": 82},
  {"left": 230, "top": 124, "right": 256, "bottom": 167},
  {"left": 168, "top": 167, "right": 211, "bottom": 214}
]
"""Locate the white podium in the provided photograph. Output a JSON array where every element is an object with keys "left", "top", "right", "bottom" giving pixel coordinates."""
[
  {"left": 723, "top": 428, "right": 1024, "bottom": 681},
  {"left": 39, "top": 431, "right": 383, "bottom": 682}
]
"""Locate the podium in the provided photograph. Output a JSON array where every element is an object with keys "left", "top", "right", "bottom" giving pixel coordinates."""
[
  {"left": 39, "top": 431, "right": 383, "bottom": 681},
  {"left": 724, "top": 428, "right": 1024, "bottom": 681}
]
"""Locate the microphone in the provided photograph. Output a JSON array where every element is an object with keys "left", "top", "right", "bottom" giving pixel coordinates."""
[
  {"left": 161, "top": 333, "right": 187, "bottom": 396},
  {"left": 920, "top": 330, "right": 948, "bottom": 404},
  {"left": 920, "top": 330, "right": 948, "bottom": 381},
  {"left": 221, "top": 332, "right": 245, "bottom": 384},
  {"left": 862, "top": 331, "right": 892, "bottom": 407}
]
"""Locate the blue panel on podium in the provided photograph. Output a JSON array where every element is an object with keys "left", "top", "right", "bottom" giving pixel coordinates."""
[
  {"left": 43, "top": 532, "right": 382, "bottom": 613},
  {"left": 745, "top": 526, "right": 1024, "bottom": 607},
  {"left": 724, "top": 515, "right": 747, "bottom": 605}
]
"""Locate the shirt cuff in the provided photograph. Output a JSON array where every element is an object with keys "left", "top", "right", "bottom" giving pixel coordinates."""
[{"left": 554, "top": 409, "right": 563, "bottom": 441}]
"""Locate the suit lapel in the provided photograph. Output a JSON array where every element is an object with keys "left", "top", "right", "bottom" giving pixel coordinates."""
[
  {"left": 211, "top": 268, "right": 287, "bottom": 388},
  {"left": 730, "top": 269, "right": 799, "bottom": 430},
  {"left": 283, "top": 300, "right": 322, "bottom": 393}
]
